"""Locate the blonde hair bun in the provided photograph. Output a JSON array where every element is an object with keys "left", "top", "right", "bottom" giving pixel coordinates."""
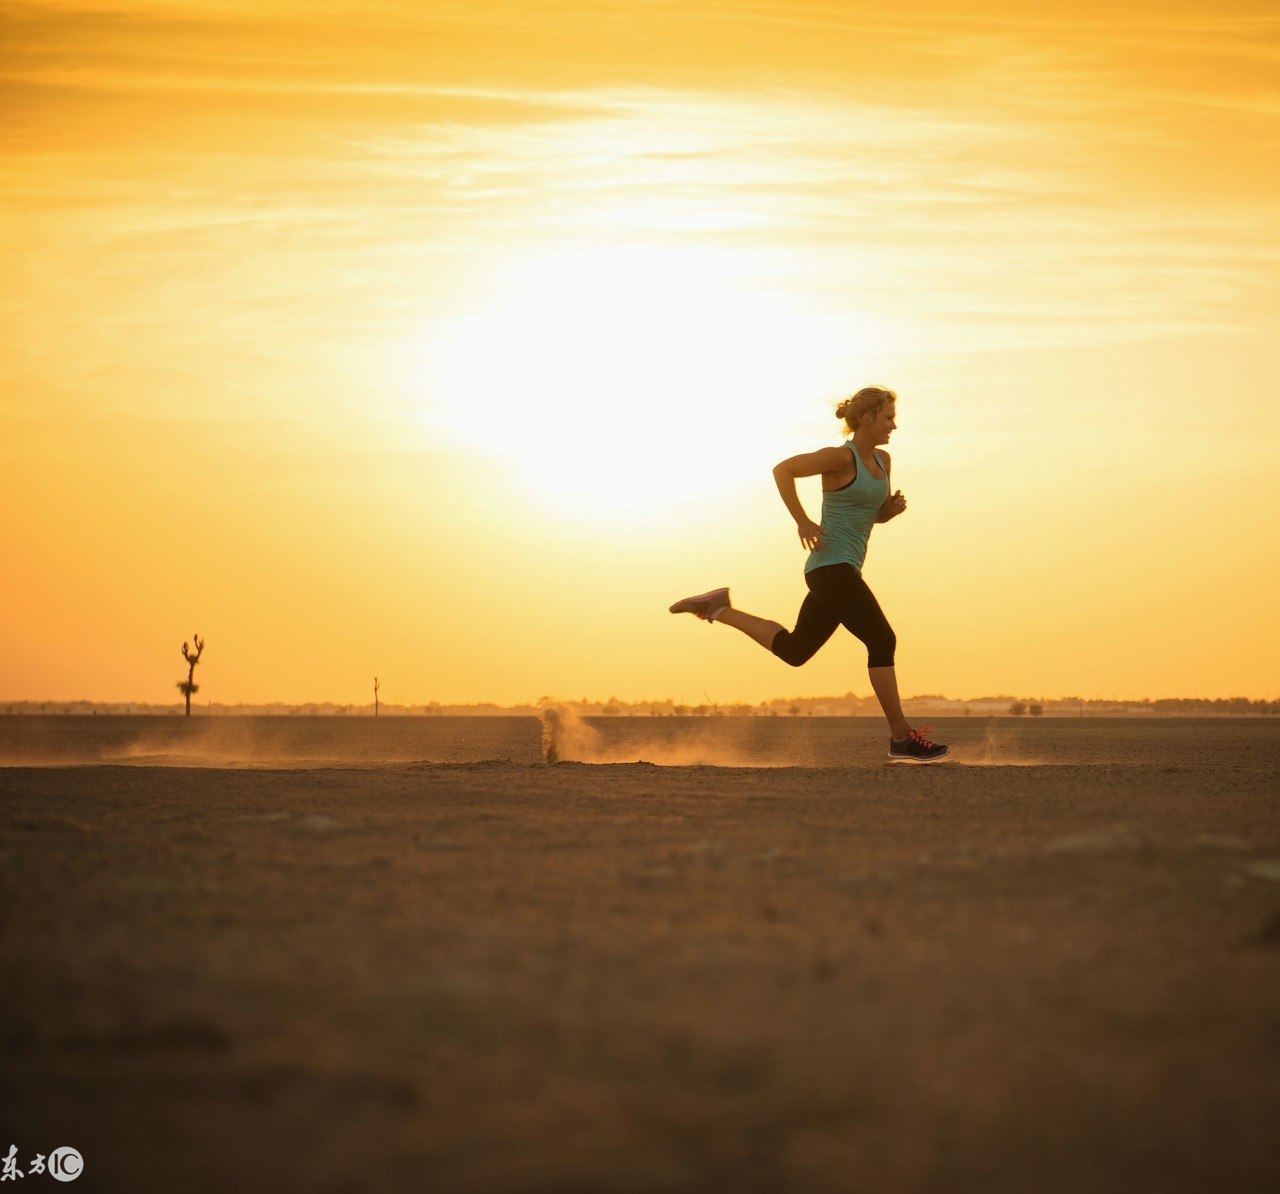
[{"left": 837, "top": 386, "right": 896, "bottom": 431}]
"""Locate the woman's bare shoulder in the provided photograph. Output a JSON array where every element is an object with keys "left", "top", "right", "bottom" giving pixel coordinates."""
[
  {"left": 776, "top": 445, "right": 853, "bottom": 477},
  {"left": 815, "top": 444, "right": 855, "bottom": 468}
]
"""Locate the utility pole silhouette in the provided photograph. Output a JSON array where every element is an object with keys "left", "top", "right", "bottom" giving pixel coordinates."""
[
  {"left": 177, "top": 634, "right": 204, "bottom": 717},
  {"left": 374, "top": 676, "right": 380, "bottom": 718}
]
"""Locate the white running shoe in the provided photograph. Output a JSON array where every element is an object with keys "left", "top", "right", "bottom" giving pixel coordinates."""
[{"left": 668, "top": 587, "right": 731, "bottom": 621}]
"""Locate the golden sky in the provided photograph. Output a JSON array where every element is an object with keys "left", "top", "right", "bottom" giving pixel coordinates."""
[{"left": 3, "top": 0, "right": 1279, "bottom": 705}]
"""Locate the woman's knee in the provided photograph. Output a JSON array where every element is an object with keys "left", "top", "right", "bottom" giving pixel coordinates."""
[
  {"left": 865, "top": 624, "right": 896, "bottom": 668},
  {"left": 771, "top": 631, "right": 815, "bottom": 668}
]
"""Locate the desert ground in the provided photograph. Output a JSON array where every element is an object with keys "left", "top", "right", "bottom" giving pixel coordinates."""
[{"left": 1, "top": 716, "right": 1278, "bottom": 1192}]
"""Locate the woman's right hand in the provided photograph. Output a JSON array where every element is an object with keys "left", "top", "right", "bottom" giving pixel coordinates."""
[{"left": 797, "top": 518, "right": 826, "bottom": 551}]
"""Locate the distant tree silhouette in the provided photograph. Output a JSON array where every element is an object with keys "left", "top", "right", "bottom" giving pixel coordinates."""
[
  {"left": 1029, "top": 703, "right": 1043, "bottom": 717},
  {"left": 1009, "top": 702, "right": 1026, "bottom": 716},
  {"left": 177, "top": 633, "right": 204, "bottom": 717}
]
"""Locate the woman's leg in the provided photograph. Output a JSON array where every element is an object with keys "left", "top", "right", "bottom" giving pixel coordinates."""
[
  {"left": 713, "top": 608, "right": 785, "bottom": 651},
  {"left": 867, "top": 667, "right": 911, "bottom": 741},
  {"left": 717, "top": 591, "right": 841, "bottom": 663},
  {"left": 806, "top": 565, "right": 911, "bottom": 739}
]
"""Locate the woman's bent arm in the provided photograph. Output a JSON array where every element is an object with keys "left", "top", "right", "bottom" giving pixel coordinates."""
[
  {"left": 772, "top": 465, "right": 812, "bottom": 527},
  {"left": 773, "top": 447, "right": 847, "bottom": 549}
]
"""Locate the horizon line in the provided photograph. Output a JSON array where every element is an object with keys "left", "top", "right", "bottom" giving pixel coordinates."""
[{"left": 3, "top": 695, "right": 1276, "bottom": 711}]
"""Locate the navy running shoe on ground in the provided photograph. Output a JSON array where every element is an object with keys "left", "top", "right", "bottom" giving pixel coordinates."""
[
  {"left": 888, "top": 724, "right": 950, "bottom": 763},
  {"left": 668, "top": 587, "right": 731, "bottom": 621}
]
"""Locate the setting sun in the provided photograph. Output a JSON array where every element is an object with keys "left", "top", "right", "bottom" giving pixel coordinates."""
[{"left": 420, "top": 245, "right": 840, "bottom": 518}]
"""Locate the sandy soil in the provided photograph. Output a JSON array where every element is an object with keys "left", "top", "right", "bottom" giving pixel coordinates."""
[{"left": 2, "top": 724, "right": 1279, "bottom": 1192}]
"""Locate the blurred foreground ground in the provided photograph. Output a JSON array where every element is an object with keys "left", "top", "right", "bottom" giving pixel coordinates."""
[{"left": 1, "top": 719, "right": 1278, "bottom": 1192}]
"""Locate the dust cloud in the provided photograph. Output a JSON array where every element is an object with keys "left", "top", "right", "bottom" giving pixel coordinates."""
[
  {"left": 537, "top": 701, "right": 820, "bottom": 767},
  {"left": 0, "top": 716, "right": 545, "bottom": 768},
  {"left": 955, "top": 722, "right": 1047, "bottom": 767},
  {"left": 538, "top": 701, "right": 602, "bottom": 763}
]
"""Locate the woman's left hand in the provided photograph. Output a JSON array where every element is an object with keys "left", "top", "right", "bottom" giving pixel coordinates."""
[{"left": 886, "top": 489, "right": 907, "bottom": 518}]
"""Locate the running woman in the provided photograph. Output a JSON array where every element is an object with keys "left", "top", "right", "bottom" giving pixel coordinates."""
[{"left": 669, "top": 386, "right": 949, "bottom": 762}]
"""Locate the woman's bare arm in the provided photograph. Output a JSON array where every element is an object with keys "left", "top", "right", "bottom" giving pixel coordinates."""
[{"left": 773, "top": 447, "right": 849, "bottom": 550}]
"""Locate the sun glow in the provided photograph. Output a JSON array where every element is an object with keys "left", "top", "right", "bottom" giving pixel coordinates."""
[
  {"left": 422, "top": 245, "right": 838, "bottom": 519},
  {"left": 9, "top": 0, "right": 1280, "bottom": 707}
]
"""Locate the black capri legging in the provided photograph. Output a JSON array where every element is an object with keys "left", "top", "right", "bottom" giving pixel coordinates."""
[{"left": 770, "top": 563, "right": 896, "bottom": 669}]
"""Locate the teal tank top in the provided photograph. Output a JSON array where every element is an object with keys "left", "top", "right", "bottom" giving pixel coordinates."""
[{"left": 804, "top": 444, "right": 888, "bottom": 575}]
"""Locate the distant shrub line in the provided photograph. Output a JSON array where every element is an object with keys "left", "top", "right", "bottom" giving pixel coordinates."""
[{"left": 4, "top": 696, "right": 1276, "bottom": 718}]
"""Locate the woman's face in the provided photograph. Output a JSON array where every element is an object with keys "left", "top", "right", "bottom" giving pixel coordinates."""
[{"left": 863, "top": 402, "right": 897, "bottom": 445}]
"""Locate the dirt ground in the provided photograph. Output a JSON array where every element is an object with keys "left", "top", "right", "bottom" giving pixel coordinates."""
[{"left": 2, "top": 728, "right": 1279, "bottom": 1192}]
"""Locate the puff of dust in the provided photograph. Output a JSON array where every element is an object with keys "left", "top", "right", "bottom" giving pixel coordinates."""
[
  {"left": 539, "top": 702, "right": 604, "bottom": 764},
  {"left": 626, "top": 734, "right": 807, "bottom": 767},
  {"left": 112, "top": 722, "right": 296, "bottom": 768},
  {"left": 0, "top": 721, "right": 282, "bottom": 768},
  {"left": 538, "top": 702, "right": 812, "bottom": 767},
  {"left": 956, "top": 723, "right": 1046, "bottom": 767}
]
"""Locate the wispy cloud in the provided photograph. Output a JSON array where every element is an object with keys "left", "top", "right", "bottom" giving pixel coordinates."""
[{"left": 3, "top": 0, "right": 1278, "bottom": 399}]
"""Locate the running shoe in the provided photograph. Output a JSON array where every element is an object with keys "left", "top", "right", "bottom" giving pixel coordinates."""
[
  {"left": 668, "top": 586, "right": 731, "bottom": 621},
  {"left": 888, "top": 724, "right": 950, "bottom": 763}
]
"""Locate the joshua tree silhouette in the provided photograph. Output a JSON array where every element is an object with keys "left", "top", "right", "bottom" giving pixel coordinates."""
[{"left": 178, "top": 634, "right": 204, "bottom": 717}]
